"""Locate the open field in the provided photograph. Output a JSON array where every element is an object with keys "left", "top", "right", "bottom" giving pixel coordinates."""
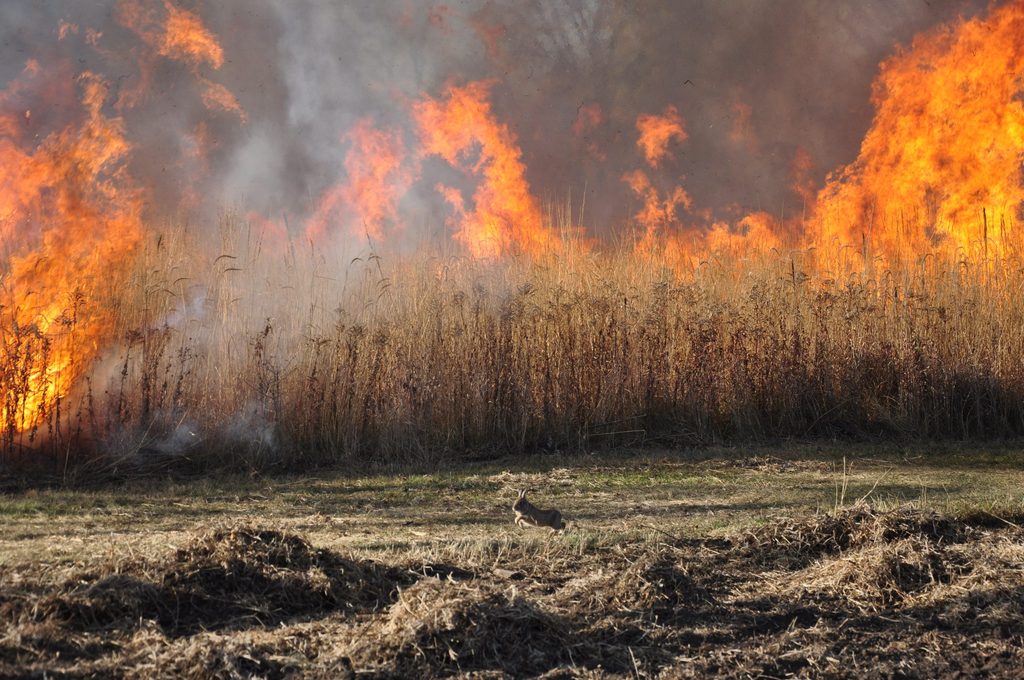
[
  {"left": 3, "top": 444, "right": 1023, "bottom": 678},
  {"left": 2, "top": 3, "right": 1023, "bottom": 677}
]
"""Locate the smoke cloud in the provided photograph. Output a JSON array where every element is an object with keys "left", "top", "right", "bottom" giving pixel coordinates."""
[{"left": 0, "top": 0, "right": 992, "bottom": 241}]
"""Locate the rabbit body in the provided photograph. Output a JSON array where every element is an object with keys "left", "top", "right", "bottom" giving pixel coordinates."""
[{"left": 512, "top": 489, "right": 566, "bottom": 532}]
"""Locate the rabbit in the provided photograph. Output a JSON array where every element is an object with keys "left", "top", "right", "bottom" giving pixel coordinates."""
[{"left": 512, "top": 489, "right": 566, "bottom": 533}]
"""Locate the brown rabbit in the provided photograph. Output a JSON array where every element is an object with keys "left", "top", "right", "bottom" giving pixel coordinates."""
[{"left": 512, "top": 489, "right": 566, "bottom": 533}]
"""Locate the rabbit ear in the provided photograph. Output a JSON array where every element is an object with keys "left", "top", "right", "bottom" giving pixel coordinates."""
[{"left": 517, "top": 489, "right": 526, "bottom": 499}]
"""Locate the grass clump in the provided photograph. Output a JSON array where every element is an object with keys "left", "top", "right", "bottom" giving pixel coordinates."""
[
  {"left": 359, "top": 578, "right": 572, "bottom": 677},
  {"left": 4, "top": 503, "right": 1024, "bottom": 677},
  {"left": 1, "top": 523, "right": 406, "bottom": 638}
]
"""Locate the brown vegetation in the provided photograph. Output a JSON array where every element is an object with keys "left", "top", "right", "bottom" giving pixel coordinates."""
[
  {"left": 2, "top": 505, "right": 1023, "bottom": 677},
  {"left": 5, "top": 218, "right": 1024, "bottom": 475}
]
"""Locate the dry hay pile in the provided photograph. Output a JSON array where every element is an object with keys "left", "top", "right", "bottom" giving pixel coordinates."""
[
  {"left": 742, "top": 504, "right": 1022, "bottom": 616},
  {"left": 3, "top": 508, "right": 1024, "bottom": 678},
  {"left": 739, "top": 502, "right": 968, "bottom": 569},
  {"left": 0, "top": 523, "right": 406, "bottom": 677},
  {"left": 778, "top": 536, "right": 955, "bottom": 610},
  {"left": 118, "top": 624, "right": 311, "bottom": 680},
  {"left": 160, "top": 524, "right": 403, "bottom": 626},
  {"left": 6, "top": 524, "right": 403, "bottom": 634},
  {"left": 554, "top": 546, "right": 707, "bottom": 622},
  {"left": 348, "top": 577, "right": 572, "bottom": 677},
  {"left": 910, "top": 530, "right": 1024, "bottom": 629}
]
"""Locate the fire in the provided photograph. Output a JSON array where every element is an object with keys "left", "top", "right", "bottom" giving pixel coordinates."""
[
  {"left": 627, "top": 100, "right": 789, "bottom": 266},
  {"left": 812, "top": 1, "right": 1024, "bottom": 260},
  {"left": 199, "top": 78, "right": 246, "bottom": 121},
  {"left": 705, "top": 212, "right": 782, "bottom": 257},
  {"left": 117, "top": 0, "right": 242, "bottom": 120},
  {"left": 306, "top": 119, "right": 411, "bottom": 244},
  {"left": 3, "top": 0, "right": 1023, "bottom": 447},
  {"left": 625, "top": 169, "right": 692, "bottom": 255},
  {"left": 413, "top": 81, "right": 556, "bottom": 259},
  {"left": 159, "top": 1, "right": 225, "bottom": 69},
  {"left": 571, "top": 103, "right": 606, "bottom": 161},
  {"left": 627, "top": 105, "right": 696, "bottom": 258},
  {"left": 118, "top": 0, "right": 224, "bottom": 70},
  {"left": 58, "top": 21, "right": 79, "bottom": 41},
  {"left": 790, "top": 147, "right": 817, "bottom": 212},
  {"left": 729, "top": 99, "right": 758, "bottom": 154},
  {"left": 1, "top": 70, "right": 143, "bottom": 432},
  {"left": 636, "top": 105, "right": 687, "bottom": 169}
]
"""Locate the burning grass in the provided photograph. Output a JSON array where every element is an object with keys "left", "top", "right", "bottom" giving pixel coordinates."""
[
  {"left": 2, "top": 502, "right": 1023, "bottom": 678},
  {"left": 7, "top": 220, "right": 1024, "bottom": 477},
  {"left": 1, "top": 1, "right": 1023, "bottom": 481}
]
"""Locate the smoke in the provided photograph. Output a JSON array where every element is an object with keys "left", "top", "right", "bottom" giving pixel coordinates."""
[{"left": 0, "top": 0, "right": 993, "bottom": 242}]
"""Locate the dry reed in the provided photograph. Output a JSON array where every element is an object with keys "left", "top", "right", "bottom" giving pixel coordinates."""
[{"left": 4, "top": 214, "right": 1024, "bottom": 474}]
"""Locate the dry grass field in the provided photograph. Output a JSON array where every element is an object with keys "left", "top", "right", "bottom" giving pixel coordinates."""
[
  {"left": 3, "top": 3, "right": 1024, "bottom": 678},
  {"left": 7, "top": 220, "right": 1024, "bottom": 475},
  {"left": 3, "top": 444, "right": 1023, "bottom": 678}
]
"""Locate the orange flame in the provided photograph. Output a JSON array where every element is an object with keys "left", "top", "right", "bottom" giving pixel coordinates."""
[
  {"left": 627, "top": 105, "right": 695, "bottom": 257},
  {"left": 306, "top": 118, "right": 411, "bottom": 244},
  {"left": 116, "top": 0, "right": 242, "bottom": 120},
  {"left": 728, "top": 99, "right": 758, "bottom": 154},
  {"left": 571, "top": 102, "right": 606, "bottom": 161},
  {"left": 790, "top": 146, "right": 817, "bottom": 212},
  {"left": 636, "top": 105, "right": 687, "bottom": 169},
  {"left": 57, "top": 21, "right": 79, "bottom": 41},
  {"left": 812, "top": 1, "right": 1024, "bottom": 260},
  {"left": 628, "top": 101, "right": 788, "bottom": 267},
  {"left": 160, "top": 1, "right": 224, "bottom": 69},
  {"left": 118, "top": 0, "right": 223, "bottom": 70},
  {"left": 705, "top": 212, "right": 782, "bottom": 257},
  {"left": 413, "top": 81, "right": 556, "bottom": 258},
  {"left": 199, "top": 78, "right": 246, "bottom": 121},
  {"left": 1, "top": 70, "right": 143, "bottom": 431},
  {"left": 639, "top": 211, "right": 785, "bottom": 271},
  {"left": 625, "top": 169, "right": 692, "bottom": 255}
]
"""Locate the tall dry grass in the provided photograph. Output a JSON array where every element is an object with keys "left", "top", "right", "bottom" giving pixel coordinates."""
[{"left": 4, "top": 214, "right": 1024, "bottom": 474}]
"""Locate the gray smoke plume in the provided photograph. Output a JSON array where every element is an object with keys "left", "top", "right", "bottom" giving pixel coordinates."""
[{"left": 0, "top": 0, "right": 993, "bottom": 240}]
